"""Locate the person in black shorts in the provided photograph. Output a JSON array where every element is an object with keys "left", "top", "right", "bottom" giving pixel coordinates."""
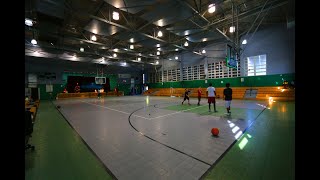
[
  {"left": 223, "top": 83, "right": 232, "bottom": 115},
  {"left": 182, "top": 88, "right": 191, "bottom": 105}
]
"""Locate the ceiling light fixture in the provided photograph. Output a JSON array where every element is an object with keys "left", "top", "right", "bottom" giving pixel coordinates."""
[
  {"left": 157, "top": 51, "right": 160, "bottom": 55},
  {"left": 113, "top": 53, "right": 117, "bottom": 57},
  {"left": 137, "top": 57, "right": 141, "bottom": 61},
  {"left": 229, "top": 26, "right": 235, "bottom": 33},
  {"left": 31, "top": 39, "right": 37, "bottom": 45},
  {"left": 175, "top": 48, "right": 179, "bottom": 51},
  {"left": 242, "top": 39, "right": 247, "bottom": 44},
  {"left": 130, "top": 38, "right": 134, "bottom": 43},
  {"left": 156, "top": 44, "right": 160, "bottom": 47},
  {"left": 202, "top": 49, "right": 206, "bottom": 54},
  {"left": 25, "top": 18, "right": 33, "bottom": 26},
  {"left": 158, "top": 19, "right": 164, "bottom": 26},
  {"left": 155, "top": 61, "right": 159, "bottom": 65},
  {"left": 175, "top": 56, "right": 178, "bottom": 60},
  {"left": 208, "top": 4, "right": 216, "bottom": 13},
  {"left": 113, "top": 48, "right": 119, "bottom": 52},
  {"left": 112, "top": 11, "right": 119, "bottom": 20},
  {"left": 184, "top": 41, "right": 188, "bottom": 47},
  {"left": 130, "top": 44, "right": 134, "bottom": 49},
  {"left": 80, "top": 47, "right": 84, "bottom": 52},
  {"left": 91, "top": 35, "right": 97, "bottom": 41},
  {"left": 157, "top": 30, "right": 163, "bottom": 37},
  {"left": 157, "top": 48, "right": 161, "bottom": 51}
]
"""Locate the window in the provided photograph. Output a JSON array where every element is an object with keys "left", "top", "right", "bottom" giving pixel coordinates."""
[{"left": 245, "top": 54, "right": 266, "bottom": 76}]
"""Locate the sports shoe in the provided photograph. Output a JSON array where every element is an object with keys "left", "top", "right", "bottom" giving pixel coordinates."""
[{"left": 214, "top": 110, "right": 218, "bottom": 112}]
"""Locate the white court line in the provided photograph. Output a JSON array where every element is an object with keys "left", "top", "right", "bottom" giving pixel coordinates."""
[
  {"left": 81, "top": 100, "right": 205, "bottom": 120},
  {"left": 80, "top": 100, "right": 149, "bottom": 120},
  {"left": 149, "top": 105, "right": 203, "bottom": 120},
  {"left": 106, "top": 101, "right": 146, "bottom": 108}
]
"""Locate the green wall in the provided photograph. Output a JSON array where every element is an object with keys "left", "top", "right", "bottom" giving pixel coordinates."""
[
  {"left": 118, "top": 84, "right": 131, "bottom": 95},
  {"left": 62, "top": 72, "right": 118, "bottom": 90},
  {"left": 31, "top": 72, "right": 150, "bottom": 100},
  {"left": 148, "top": 73, "right": 295, "bottom": 88},
  {"left": 38, "top": 84, "right": 64, "bottom": 100}
]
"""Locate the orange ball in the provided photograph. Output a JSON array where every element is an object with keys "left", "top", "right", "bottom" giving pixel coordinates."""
[{"left": 211, "top": 128, "right": 219, "bottom": 136}]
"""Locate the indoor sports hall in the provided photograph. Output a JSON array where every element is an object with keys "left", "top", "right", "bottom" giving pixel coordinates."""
[{"left": 25, "top": 0, "right": 295, "bottom": 179}]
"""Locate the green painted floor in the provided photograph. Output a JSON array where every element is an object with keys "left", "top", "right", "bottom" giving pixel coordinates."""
[
  {"left": 164, "top": 103, "right": 262, "bottom": 120},
  {"left": 204, "top": 101, "right": 295, "bottom": 180},
  {"left": 25, "top": 100, "right": 295, "bottom": 180},
  {"left": 25, "top": 101, "right": 113, "bottom": 180}
]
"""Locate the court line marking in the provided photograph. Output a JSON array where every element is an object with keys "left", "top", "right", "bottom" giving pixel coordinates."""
[
  {"left": 103, "top": 101, "right": 146, "bottom": 108},
  {"left": 80, "top": 100, "right": 150, "bottom": 120},
  {"left": 149, "top": 105, "right": 204, "bottom": 120},
  {"left": 128, "top": 105, "right": 212, "bottom": 166},
  {"left": 81, "top": 100, "right": 206, "bottom": 120}
]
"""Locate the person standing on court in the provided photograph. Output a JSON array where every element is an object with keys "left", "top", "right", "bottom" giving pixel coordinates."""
[
  {"left": 74, "top": 83, "right": 80, "bottom": 93},
  {"left": 197, "top": 87, "right": 202, "bottom": 106},
  {"left": 223, "top": 83, "right": 232, "bottom": 115},
  {"left": 206, "top": 83, "right": 217, "bottom": 112},
  {"left": 182, "top": 88, "right": 191, "bottom": 105}
]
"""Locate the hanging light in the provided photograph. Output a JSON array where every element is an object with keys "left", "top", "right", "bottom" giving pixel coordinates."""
[
  {"left": 242, "top": 39, "right": 247, "bottom": 44},
  {"left": 184, "top": 41, "right": 188, "bottom": 46},
  {"left": 137, "top": 57, "right": 141, "bottom": 61},
  {"left": 130, "top": 38, "right": 134, "bottom": 43},
  {"left": 155, "top": 61, "right": 159, "bottom": 65},
  {"left": 157, "top": 51, "right": 160, "bottom": 55},
  {"left": 208, "top": 4, "right": 216, "bottom": 13},
  {"left": 80, "top": 47, "right": 84, "bottom": 52},
  {"left": 31, "top": 39, "right": 37, "bottom": 45},
  {"left": 156, "top": 44, "right": 160, "bottom": 47},
  {"left": 175, "top": 56, "right": 178, "bottom": 60},
  {"left": 157, "top": 30, "right": 163, "bottom": 37},
  {"left": 91, "top": 35, "right": 97, "bottom": 41},
  {"left": 112, "top": 11, "right": 119, "bottom": 20},
  {"left": 202, "top": 49, "right": 206, "bottom": 54},
  {"left": 25, "top": 18, "right": 33, "bottom": 26},
  {"left": 229, "top": 26, "right": 235, "bottom": 33},
  {"left": 130, "top": 44, "right": 134, "bottom": 49},
  {"left": 157, "top": 48, "right": 161, "bottom": 51},
  {"left": 113, "top": 53, "right": 117, "bottom": 57},
  {"left": 175, "top": 48, "right": 179, "bottom": 51}
]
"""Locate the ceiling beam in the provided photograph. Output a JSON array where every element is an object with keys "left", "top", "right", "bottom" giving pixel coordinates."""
[
  {"left": 90, "top": 14, "right": 204, "bottom": 57},
  {"left": 175, "top": 0, "right": 209, "bottom": 23}
]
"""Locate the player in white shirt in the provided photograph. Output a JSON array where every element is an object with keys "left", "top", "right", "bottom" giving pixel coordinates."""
[{"left": 206, "top": 83, "right": 217, "bottom": 112}]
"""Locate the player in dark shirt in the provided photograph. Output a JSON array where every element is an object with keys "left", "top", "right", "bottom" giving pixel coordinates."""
[
  {"left": 223, "top": 83, "right": 232, "bottom": 115},
  {"left": 182, "top": 88, "right": 191, "bottom": 105}
]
